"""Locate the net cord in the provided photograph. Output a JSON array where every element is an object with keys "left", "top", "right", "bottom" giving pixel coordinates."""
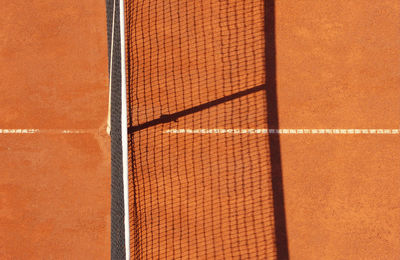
[{"left": 119, "top": 0, "right": 130, "bottom": 258}]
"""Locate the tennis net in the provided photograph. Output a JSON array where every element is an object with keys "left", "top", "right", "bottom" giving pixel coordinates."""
[{"left": 107, "top": 0, "right": 287, "bottom": 259}]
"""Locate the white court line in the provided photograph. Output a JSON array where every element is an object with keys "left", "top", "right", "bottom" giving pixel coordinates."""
[
  {"left": 2, "top": 128, "right": 399, "bottom": 135},
  {"left": 164, "top": 129, "right": 400, "bottom": 135},
  {"left": 0, "top": 129, "right": 95, "bottom": 134}
]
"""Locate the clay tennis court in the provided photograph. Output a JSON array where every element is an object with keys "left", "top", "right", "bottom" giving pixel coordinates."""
[{"left": 2, "top": 0, "right": 400, "bottom": 259}]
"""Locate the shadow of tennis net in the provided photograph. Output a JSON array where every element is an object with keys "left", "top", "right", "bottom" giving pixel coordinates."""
[{"left": 124, "top": 0, "right": 288, "bottom": 259}]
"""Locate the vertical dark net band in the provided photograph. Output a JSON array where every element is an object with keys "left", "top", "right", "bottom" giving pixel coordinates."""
[{"left": 106, "top": 0, "right": 126, "bottom": 259}]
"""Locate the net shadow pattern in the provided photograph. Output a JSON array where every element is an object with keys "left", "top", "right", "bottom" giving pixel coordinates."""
[{"left": 125, "top": 1, "right": 277, "bottom": 258}]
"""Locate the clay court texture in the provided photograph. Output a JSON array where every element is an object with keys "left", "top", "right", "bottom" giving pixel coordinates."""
[{"left": 2, "top": 0, "right": 400, "bottom": 259}]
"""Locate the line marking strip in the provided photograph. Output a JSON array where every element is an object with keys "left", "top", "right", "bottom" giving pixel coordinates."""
[
  {"left": 0, "top": 129, "right": 96, "bottom": 134},
  {"left": 164, "top": 129, "right": 400, "bottom": 135},
  {"left": 2, "top": 128, "right": 399, "bottom": 135}
]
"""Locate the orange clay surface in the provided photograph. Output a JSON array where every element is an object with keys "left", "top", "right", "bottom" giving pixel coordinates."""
[
  {"left": 1, "top": 1, "right": 110, "bottom": 259},
  {"left": 1, "top": 0, "right": 399, "bottom": 260},
  {"left": 276, "top": 1, "right": 400, "bottom": 259}
]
